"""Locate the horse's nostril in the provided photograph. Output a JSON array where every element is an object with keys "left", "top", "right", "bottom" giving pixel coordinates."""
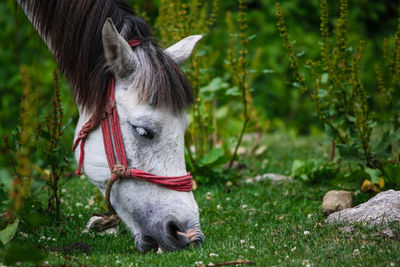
[{"left": 164, "top": 220, "right": 191, "bottom": 249}]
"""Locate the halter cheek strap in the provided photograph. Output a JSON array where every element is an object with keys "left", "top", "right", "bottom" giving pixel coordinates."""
[{"left": 72, "top": 39, "right": 193, "bottom": 214}]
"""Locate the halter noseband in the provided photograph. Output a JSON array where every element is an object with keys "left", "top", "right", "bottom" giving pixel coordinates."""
[{"left": 73, "top": 39, "right": 193, "bottom": 213}]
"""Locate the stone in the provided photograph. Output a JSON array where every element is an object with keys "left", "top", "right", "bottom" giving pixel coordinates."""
[
  {"left": 322, "top": 190, "right": 353, "bottom": 216},
  {"left": 325, "top": 190, "right": 400, "bottom": 226}
]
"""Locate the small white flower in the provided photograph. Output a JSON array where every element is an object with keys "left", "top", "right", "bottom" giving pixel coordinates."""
[
  {"left": 217, "top": 204, "right": 222, "bottom": 210},
  {"left": 61, "top": 188, "right": 67, "bottom": 193},
  {"left": 303, "top": 230, "right": 310, "bottom": 235},
  {"left": 240, "top": 240, "right": 245, "bottom": 244},
  {"left": 116, "top": 260, "right": 121, "bottom": 264},
  {"left": 250, "top": 245, "right": 255, "bottom": 249},
  {"left": 242, "top": 204, "right": 247, "bottom": 209},
  {"left": 352, "top": 249, "right": 360, "bottom": 256},
  {"left": 76, "top": 202, "right": 83, "bottom": 207},
  {"left": 285, "top": 255, "right": 289, "bottom": 260},
  {"left": 291, "top": 246, "right": 297, "bottom": 252},
  {"left": 226, "top": 197, "right": 231, "bottom": 201},
  {"left": 390, "top": 262, "right": 395, "bottom": 266},
  {"left": 307, "top": 213, "right": 313, "bottom": 219},
  {"left": 209, "top": 253, "right": 218, "bottom": 257}
]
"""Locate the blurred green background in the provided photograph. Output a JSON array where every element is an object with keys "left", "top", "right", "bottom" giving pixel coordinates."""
[{"left": 0, "top": 0, "right": 398, "bottom": 166}]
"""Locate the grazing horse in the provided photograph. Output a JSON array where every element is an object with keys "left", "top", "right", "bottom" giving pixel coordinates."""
[{"left": 16, "top": 0, "right": 204, "bottom": 252}]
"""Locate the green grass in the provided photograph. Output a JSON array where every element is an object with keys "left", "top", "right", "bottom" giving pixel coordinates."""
[{"left": 2, "top": 134, "right": 400, "bottom": 266}]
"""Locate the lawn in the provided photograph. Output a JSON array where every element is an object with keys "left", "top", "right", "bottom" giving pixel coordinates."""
[{"left": 2, "top": 134, "right": 400, "bottom": 266}]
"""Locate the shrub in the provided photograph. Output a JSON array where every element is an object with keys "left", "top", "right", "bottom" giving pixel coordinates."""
[{"left": 276, "top": 0, "right": 400, "bottom": 190}]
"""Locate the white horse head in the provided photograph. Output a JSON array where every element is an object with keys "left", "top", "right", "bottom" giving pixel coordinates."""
[
  {"left": 16, "top": 0, "right": 204, "bottom": 252},
  {"left": 74, "top": 19, "right": 204, "bottom": 252}
]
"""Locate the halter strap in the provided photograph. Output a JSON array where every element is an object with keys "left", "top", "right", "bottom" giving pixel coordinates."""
[{"left": 73, "top": 39, "right": 193, "bottom": 213}]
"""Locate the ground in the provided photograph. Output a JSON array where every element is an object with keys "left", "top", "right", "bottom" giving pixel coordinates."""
[{"left": 4, "top": 135, "right": 400, "bottom": 266}]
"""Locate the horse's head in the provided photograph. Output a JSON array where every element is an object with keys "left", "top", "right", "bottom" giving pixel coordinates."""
[{"left": 78, "top": 18, "right": 203, "bottom": 252}]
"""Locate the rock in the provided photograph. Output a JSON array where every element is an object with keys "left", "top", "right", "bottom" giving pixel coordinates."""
[
  {"left": 322, "top": 190, "right": 353, "bottom": 216},
  {"left": 245, "top": 173, "right": 293, "bottom": 184},
  {"left": 325, "top": 190, "right": 400, "bottom": 227}
]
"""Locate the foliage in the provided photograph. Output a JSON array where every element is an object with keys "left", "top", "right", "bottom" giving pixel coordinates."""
[
  {"left": 276, "top": 0, "right": 400, "bottom": 190},
  {"left": 1, "top": 156, "right": 399, "bottom": 266},
  {"left": 3, "top": 66, "right": 38, "bottom": 221},
  {"left": 155, "top": 0, "right": 259, "bottom": 174},
  {"left": 38, "top": 70, "right": 71, "bottom": 219},
  {"left": 291, "top": 159, "right": 338, "bottom": 184},
  {"left": 0, "top": 70, "right": 71, "bottom": 265}
]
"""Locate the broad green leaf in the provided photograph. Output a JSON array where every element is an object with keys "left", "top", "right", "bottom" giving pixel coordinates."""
[
  {"left": 2, "top": 242, "right": 46, "bottom": 265},
  {"left": 320, "top": 73, "right": 328, "bottom": 83},
  {"left": 337, "top": 144, "right": 366, "bottom": 165},
  {"left": 225, "top": 86, "right": 241, "bottom": 96},
  {"left": 293, "top": 82, "right": 301, "bottom": 88},
  {"left": 318, "top": 89, "right": 327, "bottom": 98},
  {"left": 365, "top": 168, "right": 382, "bottom": 184},
  {"left": 0, "top": 219, "right": 19, "bottom": 245},
  {"left": 199, "top": 148, "right": 224, "bottom": 167},
  {"left": 383, "top": 163, "right": 400, "bottom": 188}
]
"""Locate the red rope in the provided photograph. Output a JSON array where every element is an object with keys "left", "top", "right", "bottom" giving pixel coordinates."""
[{"left": 72, "top": 39, "right": 193, "bottom": 204}]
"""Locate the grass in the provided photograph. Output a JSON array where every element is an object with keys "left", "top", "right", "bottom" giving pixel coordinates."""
[{"left": 2, "top": 134, "right": 400, "bottom": 266}]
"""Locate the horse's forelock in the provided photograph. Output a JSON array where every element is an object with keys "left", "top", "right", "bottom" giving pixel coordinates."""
[{"left": 128, "top": 44, "right": 194, "bottom": 113}]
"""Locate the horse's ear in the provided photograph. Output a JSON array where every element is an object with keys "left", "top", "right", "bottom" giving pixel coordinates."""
[
  {"left": 164, "top": 35, "right": 203, "bottom": 64},
  {"left": 102, "top": 18, "right": 134, "bottom": 76}
]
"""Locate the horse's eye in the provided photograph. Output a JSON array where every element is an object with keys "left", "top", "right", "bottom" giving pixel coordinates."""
[{"left": 132, "top": 125, "right": 154, "bottom": 139}]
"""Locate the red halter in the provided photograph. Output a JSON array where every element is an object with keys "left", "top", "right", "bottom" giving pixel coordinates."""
[{"left": 72, "top": 40, "right": 193, "bottom": 213}]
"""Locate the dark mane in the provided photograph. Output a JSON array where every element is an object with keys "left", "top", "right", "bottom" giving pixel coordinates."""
[{"left": 19, "top": 0, "right": 194, "bottom": 116}]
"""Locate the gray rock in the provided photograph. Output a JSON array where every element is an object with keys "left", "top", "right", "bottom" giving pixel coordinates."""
[
  {"left": 322, "top": 190, "right": 353, "bottom": 216},
  {"left": 325, "top": 190, "right": 400, "bottom": 226}
]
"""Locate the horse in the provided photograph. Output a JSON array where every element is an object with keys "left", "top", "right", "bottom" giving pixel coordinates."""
[{"left": 16, "top": 0, "right": 204, "bottom": 252}]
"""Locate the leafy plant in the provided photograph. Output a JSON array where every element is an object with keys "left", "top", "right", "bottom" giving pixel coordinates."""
[
  {"left": 291, "top": 159, "right": 339, "bottom": 184},
  {"left": 3, "top": 66, "right": 38, "bottom": 222},
  {"left": 155, "top": 0, "right": 258, "bottom": 175},
  {"left": 36, "top": 70, "right": 71, "bottom": 220},
  {"left": 276, "top": 0, "right": 400, "bottom": 190}
]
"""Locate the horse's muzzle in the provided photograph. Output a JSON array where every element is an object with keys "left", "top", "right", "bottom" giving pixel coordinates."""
[{"left": 135, "top": 217, "right": 204, "bottom": 252}]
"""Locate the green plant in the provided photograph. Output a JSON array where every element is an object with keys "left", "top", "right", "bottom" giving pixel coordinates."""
[
  {"left": 37, "top": 70, "right": 70, "bottom": 220},
  {"left": 3, "top": 66, "right": 37, "bottom": 222},
  {"left": 291, "top": 159, "right": 339, "bottom": 184},
  {"left": 155, "top": 0, "right": 257, "bottom": 176},
  {"left": 276, "top": 0, "right": 400, "bottom": 189}
]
